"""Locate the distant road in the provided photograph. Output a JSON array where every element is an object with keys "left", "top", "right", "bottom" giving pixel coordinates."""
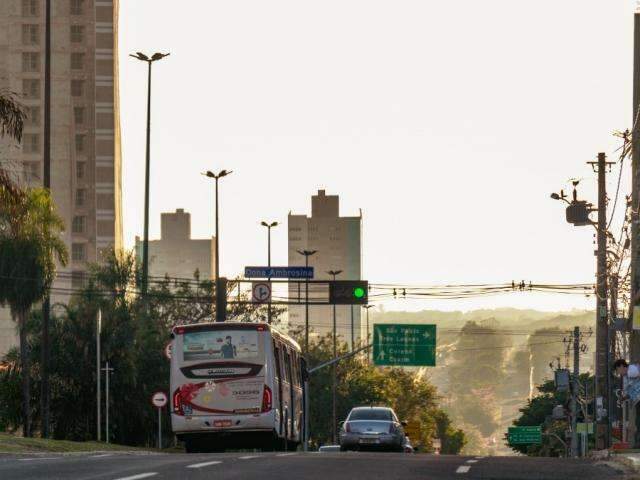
[{"left": 0, "top": 451, "right": 625, "bottom": 480}]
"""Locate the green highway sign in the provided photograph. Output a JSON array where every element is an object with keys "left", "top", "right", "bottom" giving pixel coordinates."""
[
  {"left": 373, "top": 324, "right": 436, "bottom": 367},
  {"left": 508, "top": 426, "right": 542, "bottom": 445}
]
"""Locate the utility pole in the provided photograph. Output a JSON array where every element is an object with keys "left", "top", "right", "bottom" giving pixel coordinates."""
[
  {"left": 102, "top": 362, "right": 114, "bottom": 443},
  {"left": 96, "top": 310, "right": 101, "bottom": 442},
  {"left": 328, "top": 269, "right": 343, "bottom": 444},
  {"left": 363, "top": 305, "right": 373, "bottom": 364},
  {"left": 571, "top": 326, "right": 580, "bottom": 458},
  {"left": 261, "top": 221, "right": 278, "bottom": 323},
  {"left": 41, "top": 0, "right": 51, "bottom": 439},
  {"left": 588, "top": 152, "right": 612, "bottom": 449},
  {"left": 297, "top": 250, "right": 317, "bottom": 352},
  {"left": 631, "top": 11, "right": 640, "bottom": 364}
]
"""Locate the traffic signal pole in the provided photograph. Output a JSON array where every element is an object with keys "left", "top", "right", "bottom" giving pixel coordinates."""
[{"left": 571, "top": 326, "right": 580, "bottom": 458}]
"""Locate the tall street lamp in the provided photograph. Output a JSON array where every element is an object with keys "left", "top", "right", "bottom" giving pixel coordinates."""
[
  {"left": 130, "top": 51, "right": 170, "bottom": 296},
  {"left": 204, "top": 170, "right": 232, "bottom": 281},
  {"left": 205, "top": 170, "right": 232, "bottom": 321},
  {"left": 261, "top": 221, "right": 278, "bottom": 323},
  {"left": 297, "top": 250, "right": 317, "bottom": 352},
  {"left": 327, "top": 269, "right": 343, "bottom": 444}
]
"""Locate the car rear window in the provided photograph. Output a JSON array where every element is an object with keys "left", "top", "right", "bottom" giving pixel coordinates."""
[{"left": 348, "top": 409, "right": 392, "bottom": 421}]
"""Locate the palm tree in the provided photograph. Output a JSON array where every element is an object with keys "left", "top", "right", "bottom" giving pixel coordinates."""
[
  {"left": 0, "top": 187, "right": 67, "bottom": 437},
  {"left": 0, "top": 89, "right": 25, "bottom": 142}
]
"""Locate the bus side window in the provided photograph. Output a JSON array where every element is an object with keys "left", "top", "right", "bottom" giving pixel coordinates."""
[
  {"left": 273, "top": 341, "right": 281, "bottom": 380},
  {"left": 291, "top": 352, "right": 300, "bottom": 387},
  {"left": 284, "top": 350, "right": 292, "bottom": 384}
]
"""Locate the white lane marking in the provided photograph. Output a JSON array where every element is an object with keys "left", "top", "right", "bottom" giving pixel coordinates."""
[
  {"left": 18, "top": 457, "right": 59, "bottom": 461},
  {"left": 238, "top": 455, "right": 260, "bottom": 460},
  {"left": 186, "top": 460, "right": 222, "bottom": 469},
  {"left": 466, "top": 459, "right": 478, "bottom": 463},
  {"left": 91, "top": 454, "right": 114, "bottom": 458},
  {"left": 456, "top": 466, "right": 471, "bottom": 473},
  {"left": 113, "top": 473, "right": 158, "bottom": 480},
  {"left": 276, "top": 453, "right": 296, "bottom": 457}
]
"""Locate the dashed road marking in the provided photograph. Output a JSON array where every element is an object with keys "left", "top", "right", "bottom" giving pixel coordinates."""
[
  {"left": 18, "top": 457, "right": 58, "bottom": 461},
  {"left": 186, "top": 460, "right": 222, "bottom": 469},
  {"left": 466, "top": 459, "right": 478, "bottom": 463},
  {"left": 238, "top": 455, "right": 260, "bottom": 460},
  {"left": 91, "top": 454, "right": 114, "bottom": 458},
  {"left": 276, "top": 453, "right": 297, "bottom": 457},
  {"left": 113, "top": 473, "right": 158, "bottom": 480},
  {"left": 456, "top": 466, "right": 471, "bottom": 474}
]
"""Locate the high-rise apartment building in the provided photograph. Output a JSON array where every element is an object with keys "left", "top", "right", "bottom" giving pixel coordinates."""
[
  {"left": 135, "top": 209, "right": 216, "bottom": 282},
  {"left": 288, "top": 190, "right": 362, "bottom": 347},
  {"left": 0, "top": 0, "right": 123, "bottom": 357}
]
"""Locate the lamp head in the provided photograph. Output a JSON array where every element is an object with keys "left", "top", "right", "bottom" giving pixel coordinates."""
[
  {"left": 151, "top": 52, "right": 170, "bottom": 61},
  {"left": 550, "top": 193, "right": 561, "bottom": 200},
  {"left": 130, "top": 52, "right": 149, "bottom": 61}
]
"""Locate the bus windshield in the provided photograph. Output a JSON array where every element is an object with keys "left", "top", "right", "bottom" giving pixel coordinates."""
[{"left": 182, "top": 329, "right": 260, "bottom": 362}]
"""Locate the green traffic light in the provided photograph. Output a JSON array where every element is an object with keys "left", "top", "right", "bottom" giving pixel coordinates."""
[{"left": 353, "top": 286, "right": 366, "bottom": 299}]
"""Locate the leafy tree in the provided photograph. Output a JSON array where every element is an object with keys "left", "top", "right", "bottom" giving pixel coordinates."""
[
  {"left": 0, "top": 89, "right": 25, "bottom": 142},
  {"left": 509, "top": 374, "right": 592, "bottom": 457},
  {"left": 0, "top": 186, "right": 68, "bottom": 437}
]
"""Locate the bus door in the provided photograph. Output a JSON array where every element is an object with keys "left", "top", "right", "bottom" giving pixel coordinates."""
[{"left": 285, "top": 349, "right": 294, "bottom": 439}]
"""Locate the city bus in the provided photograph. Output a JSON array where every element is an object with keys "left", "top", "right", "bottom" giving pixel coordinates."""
[{"left": 170, "top": 322, "right": 305, "bottom": 452}]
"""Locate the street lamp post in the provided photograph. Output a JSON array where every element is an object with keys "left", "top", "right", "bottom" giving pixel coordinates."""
[
  {"left": 297, "top": 250, "right": 317, "bottom": 352},
  {"left": 261, "top": 221, "right": 278, "bottom": 323},
  {"left": 327, "top": 269, "right": 343, "bottom": 444},
  {"left": 363, "top": 305, "right": 374, "bottom": 364},
  {"left": 130, "top": 52, "right": 170, "bottom": 296},
  {"left": 205, "top": 170, "right": 232, "bottom": 321}
]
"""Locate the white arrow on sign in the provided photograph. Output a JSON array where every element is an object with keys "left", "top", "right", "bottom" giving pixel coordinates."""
[
  {"left": 151, "top": 391, "right": 168, "bottom": 408},
  {"left": 252, "top": 282, "right": 272, "bottom": 303}
]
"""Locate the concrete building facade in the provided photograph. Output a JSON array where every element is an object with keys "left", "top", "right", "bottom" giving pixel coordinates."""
[
  {"left": 288, "top": 190, "right": 363, "bottom": 347},
  {"left": 135, "top": 209, "right": 216, "bottom": 282},
  {"left": 0, "top": 0, "right": 122, "bottom": 357}
]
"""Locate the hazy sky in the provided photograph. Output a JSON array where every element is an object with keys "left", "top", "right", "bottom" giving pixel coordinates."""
[{"left": 118, "top": 0, "right": 636, "bottom": 312}]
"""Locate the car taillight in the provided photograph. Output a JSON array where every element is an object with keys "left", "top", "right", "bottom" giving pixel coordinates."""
[
  {"left": 345, "top": 422, "right": 352, "bottom": 433},
  {"left": 262, "top": 385, "right": 272, "bottom": 412},
  {"left": 173, "top": 388, "right": 184, "bottom": 415}
]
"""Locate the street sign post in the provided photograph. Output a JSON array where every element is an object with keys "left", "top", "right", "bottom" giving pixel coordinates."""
[
  {"left": 244, "top": 266, "right": 314, "bottom": 279},
  {"left": 151, "top": 392, "right": 168, "bottom": 449},
  {"left": 373, "top": 324, "right": 436, "bottom": 367},
  {"left": 251, "top": 282, "right": 272, "bottom": 303},
  {"left": 508, "top": 426, "right": 542, "bottom": 445}
]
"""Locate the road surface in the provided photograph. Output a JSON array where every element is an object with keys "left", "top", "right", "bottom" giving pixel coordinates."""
[{"left": 0, "top": 451, "right": 628, "bottom": 480}]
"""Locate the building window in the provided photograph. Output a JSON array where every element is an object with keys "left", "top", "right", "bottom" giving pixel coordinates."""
[
  {"left": 71, "top": 270, "right": 86, "bottom": 289},
  {"left": 22, "top": 52, "right": 40, "bottom": 72},
  {"left": 23, "top": 133, "right": 39, "bottom": 153},
  {"left": 22, "top": 24, "right": 39, "bottom": 45},
  {"left": 70, "top": 25, "right": 84, "bottom": 43},
  {"left": 76, "top": 188, "right": 86, "bottom": 207},
  {"left": 22, "top": 79, "right": 40, "bottom": 99},
  {"left": 72, "top": 216, "right": 86, "bottom": 233},
  {"left": 25, "top": 106, "right": 40, "bottom": 126},
  {"left": 73, "top": 106, "right": 85, "bottom": 125},
  {"left": 72, "top": 243, "right": 86, "bottom": 261},
  {"left": 71, "top": 80, "right": 84, "bottom": 97},
  {"left": 22, "top": 0, "right": 38, "bottom": 16},
  {"left": 71, "top": 53, "right": 84, "bottom": 70},
  {"left": 76, "top": 161, "right": 85, "bottom": 179},
  {"left": 70, "top": 0, "right": 84, "bottom": 15},
  {"left": 24, "top": 162, "right": 40, "bottom": 181},
  {"left": 75, "top": 134, "right": 85, "bottom": 153}
]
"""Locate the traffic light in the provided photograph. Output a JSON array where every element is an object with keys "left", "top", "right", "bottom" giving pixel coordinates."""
[{"left": 329, "top": 280, "right": 368, "bottom": 305}]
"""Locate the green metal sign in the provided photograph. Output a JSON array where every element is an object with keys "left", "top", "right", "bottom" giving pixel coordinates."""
[
  {"left": 373, "top": 324, "right": 436, "bottom": 366},
  {"left": 508, "top": 426, "right": 542, "bottom": 445},
  {"left": 576, "top": 423, "right": 594, "bottom": 434}
]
